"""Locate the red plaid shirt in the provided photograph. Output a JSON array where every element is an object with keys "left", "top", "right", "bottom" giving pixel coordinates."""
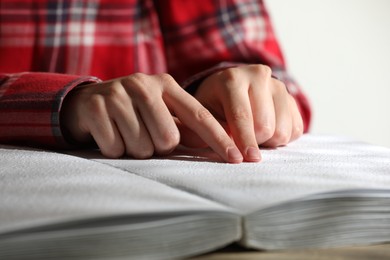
[{"left": 0, "top": 0, "right": 311, "bottom": 148}]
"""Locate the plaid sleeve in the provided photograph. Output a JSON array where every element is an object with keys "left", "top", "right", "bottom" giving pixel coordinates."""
[
  {"left": 155, "top": 0, "right": 311, "bottom": 132},
  {"left": 0, "top": 72, "right": 100, "bottom": 148}
]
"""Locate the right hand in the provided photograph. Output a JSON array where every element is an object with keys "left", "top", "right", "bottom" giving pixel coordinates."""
[{"left": 60, "top": 73, "right": 244, "bottom": 163}]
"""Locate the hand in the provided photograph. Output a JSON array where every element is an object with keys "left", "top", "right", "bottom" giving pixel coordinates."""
[
  {"left": 194, "top": 64, "right": 304, "bottom": 162},
  {"left": 61, "top": 73, "right": 244, "bottom": 163}
]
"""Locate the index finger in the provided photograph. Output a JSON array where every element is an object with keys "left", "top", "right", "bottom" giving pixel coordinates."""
[{"left": 164, "top": 85, "right": 243, "bottom": 164}]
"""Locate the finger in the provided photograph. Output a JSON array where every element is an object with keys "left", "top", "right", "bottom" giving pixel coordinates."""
[
  {"left": 136, "top": 92, "right": 180, "bottom": 155},
  {"left": 86, "top": 97, "right": 125, "bottom": 158},
  {"left": 109, "top": 97, "right": 155, "bottom": 159},
  {"left": 262, "top": 79, "right": 292, "bottom": 147},
  {"left": 288, "top": 95, "right": 304, "bottom": 142},
  {"left": 221, "top": 81, "right": 261, "bottom": 162},
  {"left": 249, "top": 72, "right": 276, "bottom": 146},
  {"left": 164, "top": 84, "right": 243, "bottom": 164},
  {"left": 120, "top": 74, "right": 180, "bottom": 155}
]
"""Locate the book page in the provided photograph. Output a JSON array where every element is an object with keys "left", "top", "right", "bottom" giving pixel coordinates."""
[
  {"left": 0, "top": 145, "right": 233, "bottom": 234},
  {"left": 84, "top": 135, "right": 390, "bottom": 215}
]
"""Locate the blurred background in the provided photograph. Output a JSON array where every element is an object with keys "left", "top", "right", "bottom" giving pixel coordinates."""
[{"left": 267, "top": 0, "right": 390, "bottom": 147}]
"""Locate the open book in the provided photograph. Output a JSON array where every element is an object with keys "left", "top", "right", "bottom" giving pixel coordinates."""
[{"left": 1, "top": 135, "right": 390, "bottom": 259}]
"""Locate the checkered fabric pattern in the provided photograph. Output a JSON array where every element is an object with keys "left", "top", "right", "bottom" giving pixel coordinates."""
[{"left": 0, "top": 0, "right": 311, "bottom": 148}]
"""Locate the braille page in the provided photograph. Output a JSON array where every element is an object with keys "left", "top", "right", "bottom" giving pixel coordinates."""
[
  {"left": 0, "top": 145, "right": 232, "bottom": 234},
  {"left": 88, "top": 135, "right": 390, "bottom": 214}
]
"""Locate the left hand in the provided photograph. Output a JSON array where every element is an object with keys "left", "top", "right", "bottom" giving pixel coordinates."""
[{"left": 193, "top": 64, "right": 304, "bottom": 162}]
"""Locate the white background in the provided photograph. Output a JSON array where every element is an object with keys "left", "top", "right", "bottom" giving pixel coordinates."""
[{"left": 266, "top": 0, "right": 390, "bottom": 147}]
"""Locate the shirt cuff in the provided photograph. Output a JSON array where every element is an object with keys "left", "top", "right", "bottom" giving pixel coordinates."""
[
  {"left": 0, "top": 72, "right": 101, "bottom": 148},
  {"left": 182, "top": 62, "right": 240, "bottom": 95}
]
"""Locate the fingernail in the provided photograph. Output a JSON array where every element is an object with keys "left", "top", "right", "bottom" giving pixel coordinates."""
[
  {"left": 246, "top": 147, "right": 261, "bottom": 162},
  {"left": 227, "top": 147, "right": 243, "bottom": 163}
]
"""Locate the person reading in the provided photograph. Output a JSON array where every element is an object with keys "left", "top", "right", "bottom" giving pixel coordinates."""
[{"left": 0, "top": 0, "right": 311, "bottom": 163}]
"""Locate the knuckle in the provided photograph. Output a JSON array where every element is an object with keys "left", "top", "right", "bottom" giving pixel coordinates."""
[
  {"left": 127, "top": 72, "right": 146, "bottom": 82},
  {"left": 271, "top": 129, "right": 290, "bottom": 146},
  {"left": 249, "top": 64, "right": 272, "bottom": 77},
  {"left": 196, "top": 108, "right": 214, "bottom": 122},
  {"left": 155, "top": 130, "right": 180, "bottom": 155},
  {"left": 156, "top": 73, "right": 179, "bottom": 93},
  {"left": 220, "top": 67, "right": 242, "bottom": 87},
  {"left": 125, "top": 73, "right": 148, "bottom": 90},
  {"left": 157, "top": 73, "right": 175, "bottom": 85},
  {"left": 125, "top": 73, "right": 155, "bottom": 103},
  {"left": 230, "top": 108, "right": 251, "bottom": 122},
  {"left": 105, "top": 82, "right": 127, "bottom": 103},
  {"left": 106, "top": 82, "right": 123, "bottom": 97},
  {"left": 255, "top": 124, "right": 274, "bottom": 142}
]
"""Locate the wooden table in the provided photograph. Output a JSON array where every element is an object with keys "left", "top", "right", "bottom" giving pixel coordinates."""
[{"left": 192, "top": 243, "right": 390, "bottom": 260}]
